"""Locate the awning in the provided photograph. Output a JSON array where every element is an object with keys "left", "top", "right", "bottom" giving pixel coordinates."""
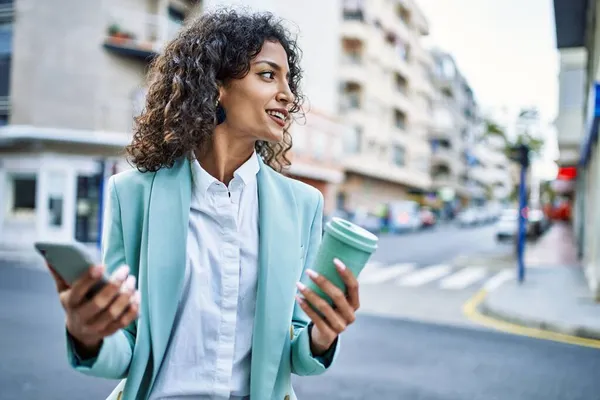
[
  {"left": 0, "top": 125, "right": 131, "bottom": 148},
  {"left": 553, "top": 0, "right": 588, "bottom": 48}
]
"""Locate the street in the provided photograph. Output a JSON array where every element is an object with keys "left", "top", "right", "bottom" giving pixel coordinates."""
[
  {"left": 2, "top": 226, "right": 597, "bottom": 400},
  {"left": 370, "top": 223, "right": 512, "bottom": 267}
]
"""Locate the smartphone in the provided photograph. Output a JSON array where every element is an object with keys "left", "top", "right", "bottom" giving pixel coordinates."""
[{"left": 34, "top": 240, "right": 108, "bottom": 298}]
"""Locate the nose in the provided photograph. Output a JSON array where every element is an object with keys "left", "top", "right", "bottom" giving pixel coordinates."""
[{"left": 276, "top": 82, "right": 294, "bottom": 107}]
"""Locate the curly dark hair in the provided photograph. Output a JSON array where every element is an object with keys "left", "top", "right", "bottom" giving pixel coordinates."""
[{"left": 126, "top": 8, "right": 304, "bottom": 173}]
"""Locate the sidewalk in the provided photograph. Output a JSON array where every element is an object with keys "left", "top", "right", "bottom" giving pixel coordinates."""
[
  {"left": 477, "top": 223, "right": 600, "bottom": 341},
  {"left": 0, "top": 242, "right": 101, "bottom": 270}
]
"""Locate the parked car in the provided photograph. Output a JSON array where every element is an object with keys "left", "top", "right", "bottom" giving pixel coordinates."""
[
  {"left": 351, "top": 208, "right": 383, "bottom": 234},
  {"left": 457, "top": 208, "right": 478, "bottom": 227},
  {"left": 495, "top": 208, "right": 518, "bottom": 241},
  {"left": 527, "top": 208, "right": 551, "bottom": 238},
  {"left": 495, "top": 207, "right": 550, "bottom": 241},
  {"left": 419, "top": 207, "right": 436, "bottom": 228},
  {"left": 387, "top": 201, "right": 422, "bottom": 233}
]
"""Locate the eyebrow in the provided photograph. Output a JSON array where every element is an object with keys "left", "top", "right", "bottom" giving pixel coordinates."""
[{"left": 254, "top": 60, "right": 290, "bottom": 80}]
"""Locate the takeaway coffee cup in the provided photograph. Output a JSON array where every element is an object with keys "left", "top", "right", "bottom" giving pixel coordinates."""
[{"left": 303, "top": 217, "right": 378, "bottom": 304}]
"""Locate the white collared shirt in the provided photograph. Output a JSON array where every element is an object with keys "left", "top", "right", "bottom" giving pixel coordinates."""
[{"left": 149, "top": 152, "right": 260, "bottom": 400}]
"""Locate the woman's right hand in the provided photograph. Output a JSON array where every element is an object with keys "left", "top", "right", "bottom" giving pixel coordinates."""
[{"left": 47, "top": 264, "right": 141, "bottom": 359}]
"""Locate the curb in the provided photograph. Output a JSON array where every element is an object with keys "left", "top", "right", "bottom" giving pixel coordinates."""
[
  {"left": 478, "top": 298, "right": 600, "bottom": 342},
  {"left": 463, "top": 289, "right": 600, "bottom": 349}
]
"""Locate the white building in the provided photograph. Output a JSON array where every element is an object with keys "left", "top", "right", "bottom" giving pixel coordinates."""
[
  {"left": 471, "top": 133, "right": 513, "bottom": 201},
  {"left": 0, "top": 0, "right": 203, "bottom": 249},
  {"left": 0, "top": 0, "right": 351, "bottom": 250},
  {"left": 335, "top": 0, "right": 434, "bottom": 212}
]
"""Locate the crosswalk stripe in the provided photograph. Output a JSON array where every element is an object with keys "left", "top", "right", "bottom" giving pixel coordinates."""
[
  {"left": 483, "top": 269, "right": 514, "bottom": 292},
  {"left": 359, "top": 263, "right": 416, "bottom": 284},
  {"left": 396, "top": 264, "right": 452, "bottom": 287},
  {"left": 439, "top": 266, "right": 487, "bottom": 290}
]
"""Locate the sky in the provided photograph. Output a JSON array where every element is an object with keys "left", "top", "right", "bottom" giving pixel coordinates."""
[{"left": 416, "top": 0, "right": 560, "bottom": 179}]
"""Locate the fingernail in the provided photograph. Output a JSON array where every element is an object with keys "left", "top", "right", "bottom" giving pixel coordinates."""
[
  {"left": 91, "top": 265, "right": 103, "bottom": 278},
  {"left": 296, "top": 282, "right": 307, "bottom": 291},
  {"left": 113, "top": 265, "right": 130, "bottom": 281},
  {"left": 296, "top": 295, "right": 305, "bottom": 304},
  {"left": 132, "top": 290, "right": 141, "bottom": 305},
  {"left": 122, "top": 275, "right": 136, "bottom": 293},
  {"left": 306, "top": 269, "right": 319, "bottom": 279},
  {"left": 334, "top": 258, "right": 346, "bottom": 271}
]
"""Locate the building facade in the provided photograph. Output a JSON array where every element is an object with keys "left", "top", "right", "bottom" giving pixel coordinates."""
[
  {"left": 553, "top": 0, "right": 600, "bottom": 299},
  {"left": 203, "top": 0, "right": 347, "bottom": 216},
  {"left": 336, "top": 0, "right": 434, "bottom": 213},
  {"left": 1, "top": 0, "right": 205, "bottom": 248},
  {"left": 0, "top": 0, "right": 350, "bottom": 248},
  {"left": 429, "top": 49, "right": 484, "bottom": 216}
]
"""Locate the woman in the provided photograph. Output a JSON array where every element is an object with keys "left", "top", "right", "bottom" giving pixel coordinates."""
[{"left": 47, "top": 9, "right": 361, "bottom": 400}]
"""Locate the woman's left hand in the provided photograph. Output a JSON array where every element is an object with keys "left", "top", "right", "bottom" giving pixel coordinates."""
[{"left": 295, "top": 258, "right": 360, "bottom": 356}]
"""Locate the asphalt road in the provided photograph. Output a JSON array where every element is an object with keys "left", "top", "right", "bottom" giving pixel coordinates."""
[
  {"left": 2, "top": 257, "right": 598, "bottom": 400},
  {"left": 371, "top": 223, "right": 513, "bottom": 266}
]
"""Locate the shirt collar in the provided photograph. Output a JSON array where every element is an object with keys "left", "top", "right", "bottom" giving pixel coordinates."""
[{"left": 191, "top": 151, "right": 261, "bottom": 198}]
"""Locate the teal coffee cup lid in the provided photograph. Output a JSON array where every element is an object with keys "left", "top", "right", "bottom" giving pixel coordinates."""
[{"left": 325, "top": 217, "right": 378, "bottom": 253}]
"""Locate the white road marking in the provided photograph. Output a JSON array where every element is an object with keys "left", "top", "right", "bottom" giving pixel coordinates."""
[
  {"left": 359, "top": 263, "right": 416, "bottom": 284},
  {"left": 439, "top": 266, "right": 487, "bottom": 290},
  {"left": 483, "top": 269, "right": 515, "bottom": 292},
  {"left": 396, "top": 264, "right": 452, "bottom": 287}
]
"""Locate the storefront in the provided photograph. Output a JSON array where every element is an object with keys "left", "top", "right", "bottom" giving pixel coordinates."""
[{"left": 0, "top": 126, "right": 130, "bottom": 250}]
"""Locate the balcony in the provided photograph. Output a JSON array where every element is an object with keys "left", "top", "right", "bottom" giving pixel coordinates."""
[
  {"left": 430, "top": 147, "right": 454, "bottom": 166},
  {"left": 340, "top": 60, "right": 366, "bottom": 86},
  {"left": 103, "top": 7, "right": 186, "bottom": 61},
  {"left": 431, "top": 172, "right": 458, "bottom": 189},
  {"left": 340, "top": 19, "right": 369, "bottom": 42},
  {"left": 340, "top": 39, "right": 366, "bottom": 84}
]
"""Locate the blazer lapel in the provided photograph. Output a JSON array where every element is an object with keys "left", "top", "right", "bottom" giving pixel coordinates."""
[
  {"left": 146, "top": 157, "right": 192, "bottom": 380},
  {"left": 251, "top": 159, "right": 300, "bottom": 399}
]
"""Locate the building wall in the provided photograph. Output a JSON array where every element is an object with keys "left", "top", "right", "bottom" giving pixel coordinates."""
[
  {"left": 338, "top": 0, "right": 432, "bottom": 193},
  {"left": 339, "top": 173, "right": 409, "bottom": 213},
  {"left": 204, "top": 0, "right": 342, "bottom": 116}
]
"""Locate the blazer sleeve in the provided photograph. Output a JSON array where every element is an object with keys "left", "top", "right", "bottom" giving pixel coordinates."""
[
  {"left": 65, "top": 176, "right": 136, "bottom": 379},
  {"left": 290, "top": 191, "right": 340, "bottom": 376}
]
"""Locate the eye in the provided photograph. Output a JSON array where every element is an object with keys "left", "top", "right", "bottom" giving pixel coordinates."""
[{"left": 259, "top": 71, "right": 275, "bottom": 80}]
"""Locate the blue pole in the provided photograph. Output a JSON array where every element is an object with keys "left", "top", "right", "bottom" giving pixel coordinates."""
[{"left": 517, "top": 164, "right": 528, "bottom": 283}]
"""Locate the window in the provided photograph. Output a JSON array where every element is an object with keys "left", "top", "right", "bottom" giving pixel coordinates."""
[
  {"left": 340, "top": 82, "right": 362, "bottom": 110},
  {"left": 344, "top": 125, "right": 362, "bottom": 154},
  {"left": 167, "top": 6, "right": 185, "bottom": 41},
  {"left": 396, "top": 4, "right": 411, "bottom": 26},
  {"left": 394, "top": 109, "right": 407, "bottom": 130},
  {"left": 393, "top": 146, "right": 405, "bottom": 167},
  {"left": 47, "top": 171, "right": 66, "bottom": 228},
  {"left": 395, "top": 73, "right": 408, "bottom": 94},
  {"left": 10, "top": 174, "right": 36, "bottom": 215},
  {"left": 342, "top": 38, "right": 363, "bottom": 64},
  {"left": 343, "top": 0, "right": 364, "bottom": 20},
  {"left": 395, "top": 40, "right": 409, "bottom": 61}
]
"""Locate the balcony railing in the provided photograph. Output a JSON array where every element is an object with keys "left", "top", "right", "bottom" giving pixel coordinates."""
[{"left": 103, "top": 8, "right": 183, "bottom": 60}]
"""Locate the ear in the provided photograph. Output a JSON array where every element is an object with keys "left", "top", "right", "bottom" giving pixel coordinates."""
[{"left": 217, "top": 80, "right": 225, "bottom": 104}]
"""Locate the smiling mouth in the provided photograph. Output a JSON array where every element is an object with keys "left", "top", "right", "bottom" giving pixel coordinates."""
[{"left": 266, "top": 110, "right": 287, "bottom": 127}]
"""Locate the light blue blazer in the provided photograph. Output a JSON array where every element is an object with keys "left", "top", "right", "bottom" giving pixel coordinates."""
[{"left": 66, "top": 156, "right": 339, "bottom": 400}]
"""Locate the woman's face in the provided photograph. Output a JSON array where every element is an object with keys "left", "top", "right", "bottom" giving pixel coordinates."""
[{"left": 218, "top": 40, "right": 294, "bottom": 143}]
